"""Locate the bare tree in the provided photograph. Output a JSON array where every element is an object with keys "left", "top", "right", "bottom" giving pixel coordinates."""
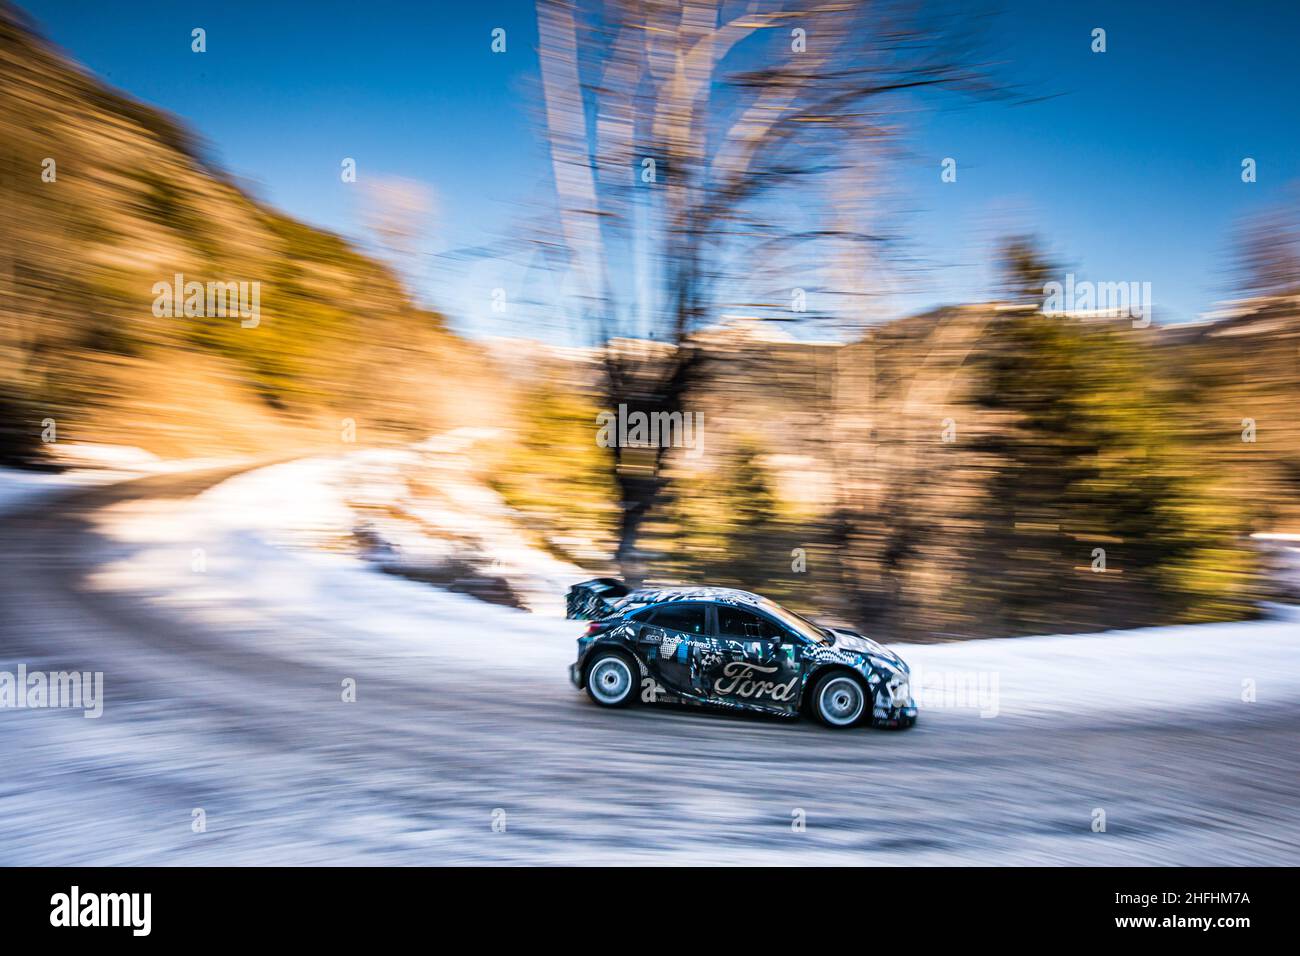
[
  {"left": 1234, "top": 199, "right": 1300, "bottom": 302},
  {"left": 359, "top": 176, "right": 436, "bottom": 299},
  {"left": 533, "top": 0, "right": 993, "bottom": 581}
]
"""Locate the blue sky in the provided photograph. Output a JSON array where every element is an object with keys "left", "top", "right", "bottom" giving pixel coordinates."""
[{"left": 17, "top": 0, "right": 1300, "bottom": 338}]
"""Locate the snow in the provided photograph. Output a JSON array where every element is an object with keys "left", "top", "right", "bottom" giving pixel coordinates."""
[
  {"left": 44, "top": 442, "right": 163, "bottom": 470},
  {"left": 903, "top": 607, "right": 1300, "bottom": 722},
  {"left": 85, "top": 449, "right": 581, "bottom": 674},
  {"left": 150, "top": 431, "right": 593, "bottom": 616}
]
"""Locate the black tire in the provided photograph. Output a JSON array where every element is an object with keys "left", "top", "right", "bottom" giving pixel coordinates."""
[
  {"left": 584, "top": 650, "right": 637, "bottom": 708},
  {"left": 809, "top": 670, "right": 869, "bottom": 728}
]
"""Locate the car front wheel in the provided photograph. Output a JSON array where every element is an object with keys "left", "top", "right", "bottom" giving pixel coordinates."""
[
  {"left": 585, "top": 651, "right": 636, "bottom": 708},
  {"left": 811, "top": 672, "right": 867, "bottom": 728}
]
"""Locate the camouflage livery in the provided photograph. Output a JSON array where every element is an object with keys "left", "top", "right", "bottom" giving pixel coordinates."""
[{"left": 567, "top": 581, "right": 917, "bottom": 729}]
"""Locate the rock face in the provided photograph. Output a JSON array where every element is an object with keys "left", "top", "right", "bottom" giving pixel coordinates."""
[{"left": 0, "top": 4, "right": 491, "bottom": 463}]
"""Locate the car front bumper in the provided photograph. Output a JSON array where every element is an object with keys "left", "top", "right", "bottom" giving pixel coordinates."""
[{"left": 872, "top": 698, "right": 918, "bottom": 729}]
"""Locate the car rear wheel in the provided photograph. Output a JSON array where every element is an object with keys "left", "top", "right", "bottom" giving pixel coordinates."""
[
  {"left": 811, "top": 672, "right": 867, "bottom": 728},
  {"left": 585, "top": 651, "right": 636, "bottom": 708}
]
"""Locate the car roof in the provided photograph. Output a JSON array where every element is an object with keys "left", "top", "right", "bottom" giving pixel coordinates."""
[{"left": 627, "top": 586, "right": 769, "bottom": 608}]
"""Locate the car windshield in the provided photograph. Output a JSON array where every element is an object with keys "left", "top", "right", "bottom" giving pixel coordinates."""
[{"left": 755, "top": 598, "right": 830, "bottom": 644}]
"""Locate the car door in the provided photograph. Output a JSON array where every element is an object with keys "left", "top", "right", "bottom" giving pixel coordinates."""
[
  {"left": 709, "top": 605, "right": 802, "bottom": 713},
  {"left": 635, "top": 602, "right": 710, "bottom": 699}
]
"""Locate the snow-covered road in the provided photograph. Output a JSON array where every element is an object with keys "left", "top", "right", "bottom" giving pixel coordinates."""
[{"left": 1, "top": 455, "right": 1298, "bottom": 864}]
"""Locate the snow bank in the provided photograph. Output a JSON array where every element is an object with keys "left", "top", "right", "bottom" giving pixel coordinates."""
[
  {"left": 172, "top": 432, "right": 590, "bottom": 616},
  {"left": 86, "top": 451, "right": 580, "bottom": 676},
  {"left": 902, "top": 608, "right": 1300, "bottom": 723}
]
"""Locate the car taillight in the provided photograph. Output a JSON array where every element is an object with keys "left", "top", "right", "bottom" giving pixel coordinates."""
[{"left": 582, "top": 620, "right": 611, "bottom": 636}]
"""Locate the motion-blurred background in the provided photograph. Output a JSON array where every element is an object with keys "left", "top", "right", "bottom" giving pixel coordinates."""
[{"left": 3, "top": 0, "right": 1298, "bottom": 641}]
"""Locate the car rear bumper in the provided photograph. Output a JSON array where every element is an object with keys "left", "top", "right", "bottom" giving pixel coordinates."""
[{"left": 569, "top": 662, "right": 584, "bottom": 689}]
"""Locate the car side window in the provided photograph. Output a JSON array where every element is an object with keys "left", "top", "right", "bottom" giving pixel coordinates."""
[
  {"left": 649, "top": 603, "right": 707, "bottom": 635},
  {"left": 716, "top": 606, "right": 783, "bottom": 641}
]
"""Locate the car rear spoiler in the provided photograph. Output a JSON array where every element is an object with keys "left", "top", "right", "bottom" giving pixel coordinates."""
[{"left": 565, "top": 578, "right": 632, "bottom": 620}]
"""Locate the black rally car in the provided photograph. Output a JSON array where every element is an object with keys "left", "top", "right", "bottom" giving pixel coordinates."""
[{"left": 566, "top": 581, "right": 916, "bottom": 729}]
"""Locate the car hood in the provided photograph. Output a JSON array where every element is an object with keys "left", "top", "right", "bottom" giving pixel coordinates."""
[{"left": 824, "top": 628, "right": 907, "bottom": 671}]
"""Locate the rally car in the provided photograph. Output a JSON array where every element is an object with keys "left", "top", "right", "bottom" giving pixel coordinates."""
[{"left": 566, "top": 580, "right": 916, "bottom": 729}]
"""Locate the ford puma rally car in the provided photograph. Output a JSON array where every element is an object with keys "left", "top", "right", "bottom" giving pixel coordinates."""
[{"left": 566, "top": 581, "right": 917, "bottom": 729}]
